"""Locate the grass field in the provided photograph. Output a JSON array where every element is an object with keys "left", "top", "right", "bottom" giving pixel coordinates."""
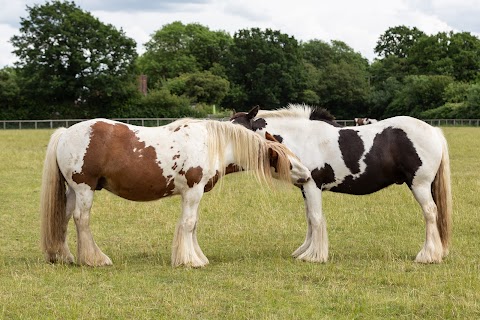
[{"left": 0, "top": 127, "right": 479, "bottom": 319}]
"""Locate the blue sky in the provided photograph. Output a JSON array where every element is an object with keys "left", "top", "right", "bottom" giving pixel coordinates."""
[{"left": 1, "top": 0, "right": 480, "bottom": 67}]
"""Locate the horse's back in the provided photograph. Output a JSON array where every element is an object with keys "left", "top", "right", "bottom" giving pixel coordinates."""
[{"left": 56, "top": 119, "right": 209, "bottom": 201}]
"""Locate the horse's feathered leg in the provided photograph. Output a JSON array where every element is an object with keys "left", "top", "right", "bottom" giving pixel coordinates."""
[
  {"left": 192, "top": 224, "right": 208, "bottom": 264},
  {"left": 292, "top": 189, "right": 312, "bottom": 256},
  {"left": 73, "top": 186, "right": 112, "bottom": 266},
  {"left": 292, "top": 180, "right": 328, "bottom": 262},
  {"left": 412, "top": 184, "right": 443, "bottom": 263},
  {"left": 172, "top": 186, "right": 209, "bottom": 267}
]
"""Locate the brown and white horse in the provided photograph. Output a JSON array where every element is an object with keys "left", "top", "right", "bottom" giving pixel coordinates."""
[
  {"left": 40, "top": 118, "right": 311, "bottom": 267},
  {"left": 231, "top": 104, "right": 452, "bottom": 264},
  {"left": 355, "top": 117, "right": 378, "bottom": 126}
]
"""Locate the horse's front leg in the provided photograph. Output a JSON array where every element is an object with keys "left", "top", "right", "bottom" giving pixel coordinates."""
[
  {"left": 73, "top": 187, "right": 112, "bottom": 266},
  {"left": 171, "top": 187, "right": 209, "bottom": 267},
  {"left": 412, "top": 185, "right": 443, "bottom": 263},
  {"left": 292, "top": 180, "right": 328, "bottom": 263}
]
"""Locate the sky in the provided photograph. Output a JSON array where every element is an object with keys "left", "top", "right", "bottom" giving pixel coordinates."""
[{"left": 1, "top": 0, "right": 480, "bottom": 68}]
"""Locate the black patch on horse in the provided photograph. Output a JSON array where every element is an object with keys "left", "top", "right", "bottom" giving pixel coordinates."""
[
  {"left": 311, "top": 163, "right": 336, "bottom": 189},
  {"left": 328, "top": 127, "right": 423, "bottom": 195},
  {"left": 338, "top": 129, "right": 364, "bottom": 174}
]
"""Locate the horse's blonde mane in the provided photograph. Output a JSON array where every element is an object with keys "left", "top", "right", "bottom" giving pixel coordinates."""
[
  {"left": 167, "top": 118, "right": 295, "bottom": 184},
  {"left": 257, "top": 103, "right": 312, "bottom": 119},
  {"left": 204, "top": 120, "right": 294, "bottom": 184}
]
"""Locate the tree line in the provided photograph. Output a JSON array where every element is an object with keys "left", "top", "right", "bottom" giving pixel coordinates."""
[{"left": 1, "top": 0, "right": 480, "bottom": 120}]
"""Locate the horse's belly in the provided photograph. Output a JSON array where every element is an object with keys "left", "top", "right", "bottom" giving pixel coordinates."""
[
  {"left": 323, "top": 175, "right": 396, "bottom": 195},
  {"left": 102, "top": 174, "right": 177, "bottom": 201}
]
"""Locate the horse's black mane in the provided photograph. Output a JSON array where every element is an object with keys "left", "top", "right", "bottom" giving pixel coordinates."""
[
  {"left": 309, "top": 107, "right": 336, "bottom": 121},
  {"left": 308, "top": 107, "right": 342, "bottom": 126}
]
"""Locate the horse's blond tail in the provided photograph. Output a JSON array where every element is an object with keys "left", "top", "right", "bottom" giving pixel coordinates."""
[
  {"left": 40, "top": 128, "right": 67, "bottom": 261},
  {"left": 432, "top": 128, "right": 452, "bottom": 254}
]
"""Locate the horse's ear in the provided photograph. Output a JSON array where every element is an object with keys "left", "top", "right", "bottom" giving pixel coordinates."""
[
  {"left": 247, "top": 105, "right": 259, "bottom": 119},
  {"left": 265, "top": 131, "right": 278, "bottom": 142}
]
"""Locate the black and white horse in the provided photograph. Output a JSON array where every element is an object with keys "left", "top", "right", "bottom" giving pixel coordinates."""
[{"left": 231, "top": 104, "right": 452, "bottom": 263}]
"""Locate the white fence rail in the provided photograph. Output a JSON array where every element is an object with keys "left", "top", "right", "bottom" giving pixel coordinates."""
[{"left": 1, "top": 118, "right": 479, "bottom": 130}]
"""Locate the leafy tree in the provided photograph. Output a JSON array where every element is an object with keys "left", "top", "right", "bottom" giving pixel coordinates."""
[
  {"left": 449, "top": 32, "right": 480, "bottom": 82},
  {"left": 138, "top": 22, "right": 232, "bottom": 87},
  {"left": 165, "top": 71, "right": 230, "bottom": 106},
  {"left": 407, "top": 31, "right": 480, "bottom": 82},
  {"left": 10, "top": 0, "right": 138, "bottom": 118},
  {"left": 368, "top": 76, "right": 402, "bottom": 118},
  {"left": 223, "top": 28, "right": 306, "bottom": 110},
  {"left": 0, "top": 67, "right": 22, "bottom": 119},
  {"left": 374, "top": 26, "right": 426, "bottom": 59},
  {"left": 302, "top": 40, "right": 370, "bottom": 118},
  {"left": 385, "top": 75, "right": 453, "bottom": 117},
  {"left": 116, "top": 87, "right": 200, "bottom": 118},
  {"left": 371, "top": 27, "right": 480, "bottom": 119},
  {"left": 420, "top": 81, "right": 480, "bottom": 119},
  {"left": 316, "top": 60, "right": 370, "bottom": 118}
]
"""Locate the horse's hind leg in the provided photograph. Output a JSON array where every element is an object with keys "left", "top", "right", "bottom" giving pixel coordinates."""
[
  {"left": 412, "top": 184, "right": 443, "bottom": 263},
  {"left": 73, "top": 187, "right": 112, "bottom": 266},
  {"left": 292, "top": 180, "right": 328, "bottom": 263},
  {"left": 172, "top": 187, "right": 208, "bottom": 267},
  {"left": 57, "top": 188, "right": 76, "bottom": 263}
]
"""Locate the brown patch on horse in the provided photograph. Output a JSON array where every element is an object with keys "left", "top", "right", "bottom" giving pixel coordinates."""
[
  {"left": 225, "top": 163, "right": 241, "bottom": 174},
  {"left": 267, "top": 148, "right": 279, "bottom": 172},
  {"left": 72, "top": 121, "right": 175, "bottom": 201},
  {"left": 204, "top": 164, "right": 241, "bottom": 192},
  {"left": 185, "top": 166, "right": 203, "bottom": 188},
  {"left": 204, "top": 171, "right": 219, "bottom": 192},
  {"left": 265, "top": 132, "right": 278, "bottom": 142},
  {"left": 265, "top": 132, "right": 280, "bottom": 171}
]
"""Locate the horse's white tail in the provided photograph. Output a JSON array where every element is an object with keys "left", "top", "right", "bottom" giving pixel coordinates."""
[
  {"left": 40, "top": 128, "right": 68, "bottom": 262},
  {"left": 432, "top": 128, "right": 452, "bottom": 254}
]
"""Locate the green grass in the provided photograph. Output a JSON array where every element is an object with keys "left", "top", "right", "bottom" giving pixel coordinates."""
[{"left": 1, "top": 127, "right": 479, "bottom": 319}]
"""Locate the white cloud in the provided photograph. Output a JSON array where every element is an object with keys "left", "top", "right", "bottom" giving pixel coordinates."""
[{"left": 0, "top": 24, "right": 17, "bottom": 67}]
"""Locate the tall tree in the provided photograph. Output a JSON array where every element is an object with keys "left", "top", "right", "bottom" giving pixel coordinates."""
[
  {"left": 385, "top": 75, "right": 453, "bottom": 117},
  {"left": 10, "top": 0, "right": 138, "bottom": 118},
  {"left": 224, "top": 28, "right": 306, "bottom": 110},
  {"left": 165, "top": 71, "right": 230, "bottom": 106},
  {"left": 138, "top": 22, "right": 232, "bottom": 87},
  {"left": 374, "top": 26, "right": 426, "bottom": 59},
  {"left": 0, "top": 67, "right": 22, "bottom": 119},
  {"left": 302, "top": 40, "right": 370, "bottom": 118},
  {"left": 408, "top": 31, "right": 480, "bottom": 82}
]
